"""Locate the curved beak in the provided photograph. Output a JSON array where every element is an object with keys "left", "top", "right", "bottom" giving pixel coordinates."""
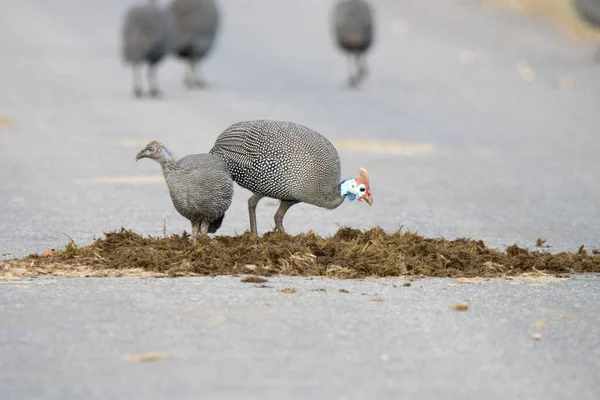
[
  {"left": 135, "top": 150, "right": 145, "bottom": 161},
  {"left": 364, "top": 195, "right": 373, "bottom": 206}
]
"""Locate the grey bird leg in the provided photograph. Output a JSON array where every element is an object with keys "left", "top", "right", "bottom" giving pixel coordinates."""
[
  {"left": 248, "top": 194, "right": 264, "bottom": 237},
  {"left": 191, "top": 221, "right": 200, "bottom": 244},
  {"left": 147, "top": 65, "right": 160, "bottom": 97},
  {"left": 185, "top": 61, "right": 205, "bottom": 88},
  {"left": 200, "top": 220, "right": 209, "bottom": 236},
  {"left": 274, "top": 201, "right": 297, "bottom": 233},
  {"left": 356, "top": 55, "right": 368, "bottom": 82},
  {"left": 347, "top": 55, "right": 357, "bottom": 88},
  {"left": 132, "top": 65, "right": 143, "bottom": 97}
]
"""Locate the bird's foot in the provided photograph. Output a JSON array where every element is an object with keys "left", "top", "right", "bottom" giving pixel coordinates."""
[
  {"left": 184, "top": 76, "right": 207, "bottom": 89},
  {"left": 148, "top": 88, "right": 162, "bottom": 98},
  {"left": 347, "top": 76, "right": 359, "bottom": 89},
  {"left": 133, "top": 87, "right": 143, "bottom": 98}
]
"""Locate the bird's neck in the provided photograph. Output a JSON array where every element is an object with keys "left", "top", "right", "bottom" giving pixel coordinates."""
[
  {"left": 159, "top": 150, "right": 178, "bottom": 171},
  {"left": 321, "top": 179, "right": 353, "bottom": 209}
]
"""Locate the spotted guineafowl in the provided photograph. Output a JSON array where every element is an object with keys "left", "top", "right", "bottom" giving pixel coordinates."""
[
  {"left": 121, "top": 0, "right": 171, "bottom": 97},
  {"left": 573, "top": 0, "right": 600, "bottom": 61},
  {"left": 169, "top": 0, "right": 220, "bottom": 88},
  {"left": 209, "top": 120, "right": 373, "bottom": 236},
  {"left": 136, "top": 141, "right": 234, "bottom": 243},
  {"left": 332, "top": 0, "right": 374, "bottom": 88}
]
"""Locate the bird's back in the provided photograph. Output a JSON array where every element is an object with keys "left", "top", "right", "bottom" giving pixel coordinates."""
[
  {"left": 122, "top": 3, "right": 170, "bottom": 64},
  {"left": 163, "top": 153, "right": 233, "bottom": 231},
  {"left": 333, "top": 0, "right": 373, "bottom": 53},
  {"left": 169, "top": 0, "right": 220, "bottom": 59},
  {"left": 209, "top": 120, "right": 341, "bottom": 207},
  {"left": 573, "top": 0, "right": 600, "bottom": 27}
]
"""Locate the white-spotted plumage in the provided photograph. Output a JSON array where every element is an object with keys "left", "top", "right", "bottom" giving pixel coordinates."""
[{"left": 209, "top": 120, "right": 373, "bottom": 236}]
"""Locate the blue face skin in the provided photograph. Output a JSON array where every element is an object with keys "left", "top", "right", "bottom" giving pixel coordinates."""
[{"left": 340, "top": 178, "right": 360, "bottom": 201}]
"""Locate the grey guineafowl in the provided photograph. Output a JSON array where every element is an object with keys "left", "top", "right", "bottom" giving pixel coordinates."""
[
  {"left": 169, "top": 0, "right": 220, "bottom": 88},
  {"left": 573, "top": 0, "right": 600, "bottom": 61},
  {"left": 121, "top": 0, "right": 171, "bottom": 97},
  {"left": 136, "top": 141, "right": 234, "bottom": 243},
  {"left": 209, "top": 120, "right": 373, "bottom": 236},
  {"left": 332, "top": 0, "right": 374, "bottom": 88}
]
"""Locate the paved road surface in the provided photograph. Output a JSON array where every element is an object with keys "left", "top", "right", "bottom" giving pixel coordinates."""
[
  {"left": 2, "top": 275, "right": 600, "bottom": 400},
  {"left": 1, "top": 1, "right": 600, "bottom": 399}
]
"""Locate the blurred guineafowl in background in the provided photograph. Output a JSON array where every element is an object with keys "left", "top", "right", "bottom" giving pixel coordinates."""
[
  {"left": 573, "top": 0, "right": 600, "bottom": 61},
  {"left": 332, "top": 0, "right": 374, "bottom": 88},
  {"left": 169, "top": 0, "right": 220, "bottom": 88},
  {"left": 209, "top": 120, "right": 373, "bottom": 236},
  {"left": 136, "top": 141, "right": 234, "bottom": 243},
  {"left": 121, "top": 0, "right": 171, "bottom": 97}
]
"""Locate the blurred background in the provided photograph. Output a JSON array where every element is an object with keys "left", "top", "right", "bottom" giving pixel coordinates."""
[{"left": 0, "top": 0, "right": 599, "bottom": 258}]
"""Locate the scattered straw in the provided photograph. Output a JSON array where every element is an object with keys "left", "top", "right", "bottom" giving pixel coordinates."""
[
  {"left": 123, "top": 352, "right": 167, "bottom": 362},
  {"left": 1, "top": 227, "right": 598, "bottom": 279},
  {"left": 450, "top": 302, "right": 470, "bottom": 311},
  {"left": 241, "top": 276, "right": 268, "bottom": 283}
]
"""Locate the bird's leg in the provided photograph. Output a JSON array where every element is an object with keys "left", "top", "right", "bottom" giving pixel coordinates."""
[
  {"left": 132, "top": 65, "right": 143, "bottom": 98},
  {"left": 248, "top": 194, "right": 264, "bottom": 237},
  {"left": 147, "top": 65, "right": 161, "bottom": 97},
  {"left": 200, "top": 220, "right": 209, "bottom": 237},
  {"left": 185, "top": 61, "right": 205, "bottom": 88},
  {"left": 347, "top": 55, "right": 357, "bottom": 88},
  {"left": 191, "top": 221, "right": 200, "bottom": 244},
  {"left": 274, "top": 201, "right": 297, "bottom": 233},
  {"left": 356, "top": 55, "right": 368, "bottom": 82}
]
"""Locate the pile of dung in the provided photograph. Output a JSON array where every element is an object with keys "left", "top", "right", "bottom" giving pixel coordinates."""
[{"left": 2, "top": 227, "right": 599, "bottom": 279}]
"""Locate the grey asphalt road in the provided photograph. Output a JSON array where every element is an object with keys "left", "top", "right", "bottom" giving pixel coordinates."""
[
  {"left": 2, "top": 275, "right": 600, "bottom": 400},
  {"left": 1, "top": 1, "right": 600, "bottom": 399}
]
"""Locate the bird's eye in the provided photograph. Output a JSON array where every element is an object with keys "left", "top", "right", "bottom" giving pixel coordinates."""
[
  {"left": 148, "top": 146, "right": 155, "bottom": 152},
  {"left": 359, "top": 187, "right": 366, "bottom": 192}
]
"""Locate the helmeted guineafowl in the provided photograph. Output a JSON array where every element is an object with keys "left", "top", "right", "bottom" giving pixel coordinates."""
[
  {"left": 168, "top": 0, "right": 220, "bottom": 88},
  {"left": 332, "top": 0, "right": 374, "bottom": 88},
  {"left": 573, "top": 0, "right": 600, "bottom": 61},
  {"left": 136, "top": 141, "right": 234, "bottom": 243},
  {"left": 121, "top": 0, "right": 171, "bottom": 97},
  {"left": 209, "top": 120, "right": 373, "bottom": 236}
]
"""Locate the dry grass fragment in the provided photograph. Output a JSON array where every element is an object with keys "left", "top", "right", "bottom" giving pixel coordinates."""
[
  {"left": 279, "top": 287, "right": 296, "bottom": 294},
  {"left": 123, "top": 352, "right": 167, "bottom": 362},
  {"left": 312, "top": 288, "right": 327, "bottom": 292},
  {"left": 339, "top": 288, "right": 349, "bottom": 293},
  {"left": 534, "top": 320, "right": 549, "bottom": 329},
  {"left": 371, "top": 297, "right": 383, "bottom": 302},
  {"left": 403, "top": 282, "right": 412, "bottom": 287},
  {"left": 450, "top": 302, "right": 470, "bottom": 311},
  {"left": 241, "top": 276, "right": 267, "bottom": 283},
  {"left": 1, "top": 226, "right": 598, "bottom": 279},
  {"left": 454, "top": 277, "right": 483, "bottom": 284}
]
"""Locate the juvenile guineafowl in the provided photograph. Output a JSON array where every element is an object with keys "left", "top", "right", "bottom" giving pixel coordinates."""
[
  {"left": 169, "top": 0, "right": 220, "bottom": 88},
  {"left": 573, "top": 0, "right": 600, "bottom": 61},
  {"left": 332, "top": 0, "right": 374, "bottom": 88},
  {"left": 136, "top": 141, "right": 234, "bottom": 243},
  {"left": 121, "top": 0, "right": 171, "bottom": 97},
  {"left": 209, "top": 120, "right": 373, "bottom": 236}
]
